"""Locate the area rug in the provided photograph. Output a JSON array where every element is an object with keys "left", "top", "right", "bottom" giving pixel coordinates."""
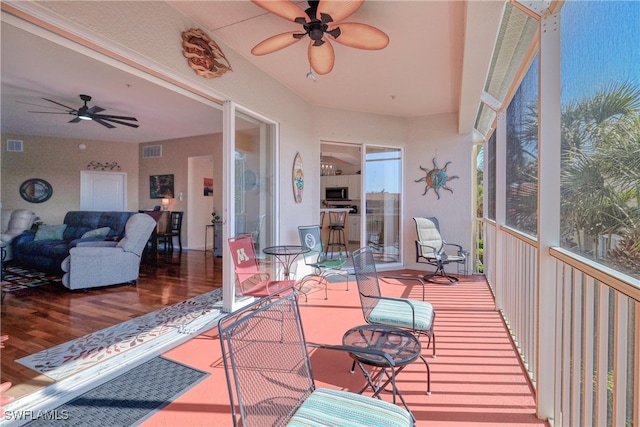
[
  {"left": 16, "top": 288, "right": 223, "bottom": 380},
  {"left": 1, "top": 264, "right": 61, "bottom": 292},
  {"left": 25, "top": 356, "right": 209, "bottom": 427}
]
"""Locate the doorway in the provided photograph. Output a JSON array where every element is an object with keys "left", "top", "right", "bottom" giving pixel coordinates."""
[{"left": 80, "top": 171, "right": 126, "bottom": 211}]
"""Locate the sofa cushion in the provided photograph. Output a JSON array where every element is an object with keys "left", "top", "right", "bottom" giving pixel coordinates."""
[
  {"left": 81, "top": 227, "right": 111, "bottom": 239},
  {"left": 34, "top": 224, "right": 67, "bottom": 241}
]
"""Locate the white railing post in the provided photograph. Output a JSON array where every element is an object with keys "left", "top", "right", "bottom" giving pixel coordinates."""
[{"left": 537, "top": 10, "right": 562, "bottom": 421}]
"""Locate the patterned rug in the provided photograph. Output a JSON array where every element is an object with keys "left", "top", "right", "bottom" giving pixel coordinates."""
[
  {"left": 1, "top": 264, "right": 61, "bottom": 292},
  {"left": 25, "top": 356, "right": 209, "bottom": 427},
  {"left": 16, "top": 288, "right": 223, "bottom": 380}
]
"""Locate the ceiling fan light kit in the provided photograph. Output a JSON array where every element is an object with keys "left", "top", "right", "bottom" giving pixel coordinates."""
[{"left": 251, "top": 0, "right": 388, "bottom": 75}]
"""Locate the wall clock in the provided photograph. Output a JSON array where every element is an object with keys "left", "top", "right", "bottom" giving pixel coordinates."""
[
  {"left": 19, "top": 178, "right": 53, "bottom": 203},
  {"left": 181, "top": 28, "right": 232, "bottom": 78}
]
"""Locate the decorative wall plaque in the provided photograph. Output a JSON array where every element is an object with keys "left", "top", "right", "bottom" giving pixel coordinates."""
[
  {"left": 181, "top": 28, "right": 232, "bottom": 78},
  {"left": 415, "top": 158, "right": 459, "bottom": 199}
]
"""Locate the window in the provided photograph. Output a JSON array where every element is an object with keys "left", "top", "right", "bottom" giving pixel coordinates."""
[
  {"left": 560, "top": 1, "right": 640, "bottom": 279},
  {"left": 505, "top": 55, "right": 539, "bottom": 237}
]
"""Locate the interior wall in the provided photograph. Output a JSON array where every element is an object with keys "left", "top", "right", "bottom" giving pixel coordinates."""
[
  {"left": 405, "top": 113, "right": 474, "bottom": 267},
  {"left": 187, "top": 156, "right": 214, "bottom": 251},
  {"left": 1, "top": 133, "right": 139, "bottom": 225},
  {"left": 139, "top": 133, "right": 222, "bottom": 249}
]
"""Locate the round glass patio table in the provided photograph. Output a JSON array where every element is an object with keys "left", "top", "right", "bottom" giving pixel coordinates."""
[{"left": 262, "top": 245, "right": 309, "bottom": 279}]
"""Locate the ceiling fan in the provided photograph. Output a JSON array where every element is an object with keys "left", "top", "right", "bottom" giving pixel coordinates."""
[
  {"left": 27, "top": 94, "right": 139, "bottom": 129},
  {"left": 251, "top": 0, "right": 389, "bottom": 75}
]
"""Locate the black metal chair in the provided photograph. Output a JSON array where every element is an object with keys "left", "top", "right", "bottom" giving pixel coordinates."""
[
  {"left": 413, "top": 217, "right": 466, "bottom": 283},
  {"left": 157, "top": 211, "right": 183, "bottom": 253},
  {"left": 352, "top": 247, "right": 435, "bottom": 394},
  {"left": 218, "top": 290, "right": 412, "bottom": 427}
]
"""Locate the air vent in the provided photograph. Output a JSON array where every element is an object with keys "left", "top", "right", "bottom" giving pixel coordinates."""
[
  {"left": 143, "top": 145, "right": 162, "bottom": 158},
  {"left": 7, "top": 139, "right": 23, "bottom": 152}
]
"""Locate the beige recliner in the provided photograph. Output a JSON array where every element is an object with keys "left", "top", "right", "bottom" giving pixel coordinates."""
[
  {"left": 61, "top": 213, "right": 156, "bottom": 290},
  {"left": 1, "top": 209, "right": 37, "bottom": 261}
]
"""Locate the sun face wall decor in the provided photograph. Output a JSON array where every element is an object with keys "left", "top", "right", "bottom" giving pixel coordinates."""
[
  {"left": 415, "top": 158, "right": 459, "bottom": 200},
  {"left": 181, "top": 28, "right": 232, "bottom": 78}
]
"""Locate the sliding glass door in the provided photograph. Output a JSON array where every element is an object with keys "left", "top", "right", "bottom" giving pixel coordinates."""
[{"left": 363, "top": 146, "right": 402, "bottom": 266}]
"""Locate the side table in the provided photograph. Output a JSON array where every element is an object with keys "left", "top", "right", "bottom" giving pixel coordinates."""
[{"left": 343, "top": 324, "right": 431, "bottom": 420}]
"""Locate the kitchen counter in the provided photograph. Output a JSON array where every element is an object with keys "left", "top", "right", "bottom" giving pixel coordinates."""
[{"left": 320, "top": 208, "right": 352, "bottom": 213}]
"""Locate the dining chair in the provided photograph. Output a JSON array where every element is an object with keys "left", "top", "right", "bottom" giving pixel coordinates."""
[
  {"left": 157, "top": 211, "right": 183, "bottom": 253},
  {"left": 228, "top": 234, "right": 294, "bottom": 297}
]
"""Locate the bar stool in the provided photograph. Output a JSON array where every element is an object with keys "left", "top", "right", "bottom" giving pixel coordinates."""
[{"left": 326, "top": 211, "right": 348, "bottom": 258}]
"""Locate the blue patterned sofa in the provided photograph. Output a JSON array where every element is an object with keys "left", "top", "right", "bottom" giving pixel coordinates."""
[{"left": 12, "top": 211, "right": 136, "bottom": 275}]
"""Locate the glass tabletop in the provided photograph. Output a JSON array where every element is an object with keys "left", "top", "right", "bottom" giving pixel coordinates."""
[
  {"left": 342, "top": 324, "right": 421, "bottom": 367},
  {"left": 262, "top": 245, "right": 310, "bottom": 256}
]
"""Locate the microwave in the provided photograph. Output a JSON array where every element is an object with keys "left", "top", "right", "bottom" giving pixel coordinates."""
[{"left": 326, "top": 187, "right": 349, "bottom": 201}]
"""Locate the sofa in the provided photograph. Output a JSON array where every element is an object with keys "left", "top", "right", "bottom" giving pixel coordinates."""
[
  {"left": 12, "top": 211, "right": 136, "bottom": 275},
  {"left": 61, "top": 213, "right": 157, "bottom": 290},
  {"left": 1, "top": 209, "right": 38, "bottom": 261}
]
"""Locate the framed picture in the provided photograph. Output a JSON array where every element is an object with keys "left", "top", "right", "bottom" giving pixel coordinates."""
[
  {"left": 204, "top": 177, "right": 213, "bottom": 196},
  {"left": 150, "top": 174, "right": 174, "bottom": 199}
]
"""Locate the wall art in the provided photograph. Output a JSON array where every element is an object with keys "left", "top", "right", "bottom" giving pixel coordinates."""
[
  {"left": 150, "top": 174, "right": 174, "bottom": 199},
  {"left": 415, "top": 158, "right": 459, "bottom": 199}
]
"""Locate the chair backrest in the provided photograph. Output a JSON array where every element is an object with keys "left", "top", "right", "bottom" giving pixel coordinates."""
[
  {"left": 328, "top": 210, "right": 346, "bottom": 227},
  {"left": 352, "top": 247, "right": 383, "bottom": 322},
  {"left": 298, "top": 225, "right": 323, "bottom": 266},
  {"left": 413, "top": 217, "right": 444, "bottom": 257},
  {"left": 218, "top": 291, "right": 314, "bottom": 427},
  {"left": 228, "top": 234, "right": 261, "bottom": 283},
  {"left": 116, "top": 213, "right": 157, "bottom": 255},
  {"left": 169, "top": 211, "right": 183, "bottom": 233}
]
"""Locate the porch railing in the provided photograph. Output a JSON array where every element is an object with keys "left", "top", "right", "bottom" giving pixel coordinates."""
[{"left": 482, "top": 219, "right": 639, "bottom": 427}]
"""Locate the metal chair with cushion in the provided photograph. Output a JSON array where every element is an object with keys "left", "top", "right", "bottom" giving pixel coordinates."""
[
  {"left": 228, "top": 234, "right": 294, "bottom": 297},
  {"left": 413, "top": 217, "right": 466, "bottom": 283},
  {"left": 297, "top": 225, "right": 349, "bottom": 301},
  {"left": 352, "top": 246, "right": 435, "bottom": 394},
  {"left": 218, "top": 290, "right": 412, "bottom": 427}
]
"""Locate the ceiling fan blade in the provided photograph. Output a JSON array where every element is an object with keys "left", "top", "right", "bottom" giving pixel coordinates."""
[
  {"left": 42, "top": 97, "right": 77, "bottom": 111},
  {"left": 97, "top": 117, "right": 140, "bottom": 128},
  {"left": 87, "top": 105, "right": 105, "bottom": 114},
  {"left": 251, "top": 0, "right": 308, "bottom": 23},
  {"left": 92, "top": 117, "right": 116, "bottom": 129},
  {"left": 69, "top": 117, "right": 82, "bottom": 123},
  {"left": 251, "top": 32, "right": 303, "bottom": 56},
  {"left": 329, "top": 22, "right": 389, "bottom": 50},
  {"left": 19, "top": 100, "right": 70, "bottom": 110},
  {"left": 308, "top": 39, "right": 335, "bottom": 75},
  {"left": 93, "top": 114, "right": 138, "bottom": 122},
  {"left": 28, "top": 111, "right": 73, "bottom": 114},
  {"left": 317, "top": 0, "right": 363, "bottom": 23}
]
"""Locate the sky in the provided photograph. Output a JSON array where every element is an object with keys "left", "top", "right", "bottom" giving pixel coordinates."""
[{"left": 561, "top": 1, "right": 640, "bottom": 104}]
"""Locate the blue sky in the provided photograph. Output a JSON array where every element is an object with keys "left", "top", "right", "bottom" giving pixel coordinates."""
[{"left": 561, "top": 1, "right": 640, "bottom": 104}]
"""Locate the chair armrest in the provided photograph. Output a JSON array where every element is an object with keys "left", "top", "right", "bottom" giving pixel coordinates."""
[
  {"left": 69, "top": 246, "right": 125, "bottom": 257},
  {"left": 381, "top": 275, "right": 425, "bottom": 301},
  {"left": 306, "top": 343, "right": 396, "bottom": 368}
]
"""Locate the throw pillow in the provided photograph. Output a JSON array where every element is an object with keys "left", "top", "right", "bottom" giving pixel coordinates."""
[
  {"left": 33, "top": 224, "right": 67, "bottom": 241},
  {"left": 81, "top": 227, "right": 111, "bottom": 239}
]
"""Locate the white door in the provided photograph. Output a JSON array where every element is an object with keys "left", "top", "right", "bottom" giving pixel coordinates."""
[{"left": 80, "top": 171, "right": 127, "bottom": 211}]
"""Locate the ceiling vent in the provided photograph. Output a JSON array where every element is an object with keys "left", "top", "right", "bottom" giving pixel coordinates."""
[
  {"left": 7, "top": 139, "right": 23, "bottom": 152},
  {"left": 142, "top": 145, "right": 162, "bottom": 159}
]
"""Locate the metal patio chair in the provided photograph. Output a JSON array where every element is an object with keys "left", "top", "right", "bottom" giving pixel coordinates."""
[
  {"left": 218, "top": 291, "right": 412, "bottom": 427},
  {"left": 413, "top": 217, "right": 466, "bottom": 283},
  {"left": 297, "top": 224, "right": 349, "bottom": 301}
]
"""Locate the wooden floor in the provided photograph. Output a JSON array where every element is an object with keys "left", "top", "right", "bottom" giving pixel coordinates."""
[{"left": 0, "top": 250, "right": 222, "bottom": 399}]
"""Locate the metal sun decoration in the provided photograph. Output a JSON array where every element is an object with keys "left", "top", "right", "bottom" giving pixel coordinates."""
[{"left": 415, "top": 158, "right": 459, "bottom": 199}]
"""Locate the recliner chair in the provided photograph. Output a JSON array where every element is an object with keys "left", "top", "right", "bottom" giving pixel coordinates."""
[{"left": 1, "top": 209, "right": 37, "bottom": 261}]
